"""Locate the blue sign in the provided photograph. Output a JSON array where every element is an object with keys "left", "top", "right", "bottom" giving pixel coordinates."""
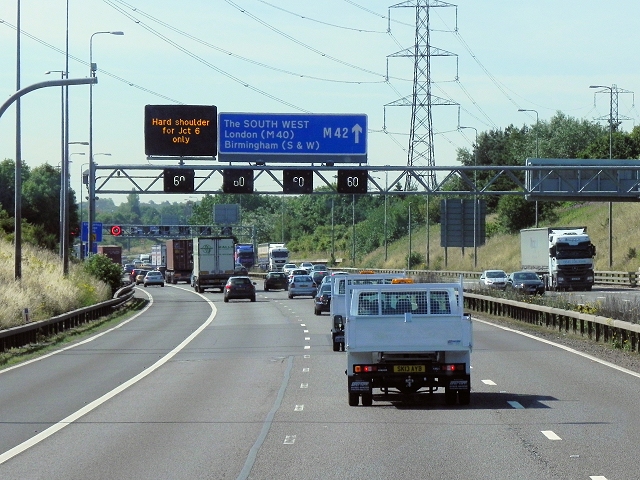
[
  {"left": 81, "top": 222, "right": 103, "bottom": 243},
  {"left": 218, "top": 113, "right": 367, "bottom": 163}
]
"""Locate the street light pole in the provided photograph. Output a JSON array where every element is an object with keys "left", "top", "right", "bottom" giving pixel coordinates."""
[
  {"left": 407, "top": 202, "right": 412, "bottom": 270},
  {"left": 384, "top": 168, "right": 388, "bottom": 262},
  {"left": 518, "top": 109, "right": 539, "bottom": 227},
  {"left": 46, "top": 70, "right": 66, "bottom": 258},
  {"left": 88, "top": 30, "right": 123, "bottom": 258},
  {"left": 589, "top": 85, "right": 614, "bottom": 268},
  {"left": 459, "top": 125, "right": 478, "bottom": 268}
]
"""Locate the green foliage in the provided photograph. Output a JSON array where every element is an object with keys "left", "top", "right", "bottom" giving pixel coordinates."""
[
  {"left": 84, "top": 254, "right": 123, "bottom": 295},
  {"left": 406, "top": 251, "right": 424, "bottom": 269}
]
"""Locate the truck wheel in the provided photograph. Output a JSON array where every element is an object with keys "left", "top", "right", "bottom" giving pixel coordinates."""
[
  {"left": 348, "top": 392, "right": 359, "bottom": 406},
  {"left": 361, "top": 393, "right": 373, "bottom": 406},
  {"left": 314, "top": 307, "right": 320, "bottom": 315},
  {"left": 444, "top": 387, "right": 457, "bottom": 405},
  {"left": 198, "top": 286, "right": 204, "bottom": 294},
  {"left": 458, "top": 389, "right": 471, "bottom": 405},
  {"left": 332, "top": 341, "right": 339, "bottom": 352},
  {"left": 264, "top": 286, "right": 269, "bottom": 292},
  {"left": 223, "top": 296, "right": 229, "bottom": 303},
  {"left": 288, "top": 293, "right": 293, "bottom": 299},
  {"left": 251, "top": 296, "right": 256, "bottom": 302}
]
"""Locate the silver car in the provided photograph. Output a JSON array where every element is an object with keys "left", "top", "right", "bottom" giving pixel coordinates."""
[
  {"left": 288, "top": 274, "right": 317, "bottom": 299},
  {"left": 479, "top": 269, "right": 508, "bottom": 290}
]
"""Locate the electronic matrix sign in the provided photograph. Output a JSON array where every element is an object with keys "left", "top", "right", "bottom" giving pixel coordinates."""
[{"left": 145, "top": 105, "right": 217, "bottom": 157}]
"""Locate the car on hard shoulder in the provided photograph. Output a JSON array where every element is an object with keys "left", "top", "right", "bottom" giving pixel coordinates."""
[
  {"left": 314, "top": 282, "right": 332, "bottom": 315},
  {"left": 299, "top": 262, "right": 314, "bottom": 273},
  {"left": 282, "top": 263, "right": 298, "bottom": 275},
  {"left": 479, "top": 269, "right": 508, "bottom": 290},
  {"left": 224, "top": 276, "right": 257, "bottom": 302},
  {"left": 506, "top": 271, "right": 545, "bottom": 295},
  {"left": 264, "top": 271, "right": 288, "bottom": 291},
  {"left": 288, "top": 274, "right": 317, "bottom": 299},
  {"left": 143, "top": 270, "right": 165, "bottom": 287}
]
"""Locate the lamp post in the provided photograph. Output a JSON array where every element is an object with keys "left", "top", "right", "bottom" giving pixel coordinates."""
[
  {"left": 88, "top": 30, "right": 123, "bottom": 258},
  {"left": 352, "top": 194, "right": 356, "bottom": 266},
  {"left": 518, "top": 109, "right": 539, "bottom": 227},
  {"left": 589, "top": 85, "right": 614, "bottom": 268},
  {"left": 384, "top": 168, "right": 389, "bottom": 262},
  {"left": 459, "top": 126, "right": 478, "bottom": 267}
]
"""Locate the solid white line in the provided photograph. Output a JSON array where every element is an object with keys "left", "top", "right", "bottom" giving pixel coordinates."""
[
  {"left": 474, "top": 318, "right": 640, "bottom": 379},
  {"left": 507, "top": 401, "right": 524, "bottom": 409},
  {"left": 590, "top": 476, "right": 608, "bottom": 480},
  {"left": 302, "top": 367, "right": 309, "bottom": 372},
  {"left": 294, "top": 405, "right": 304, "bottom": 411},
  {"left": 482, "top": 379, "right": 497, "bottom": 385},
  {"left": 0, "top": 289, "right": 155, "bottom": 375},
  {"left": 0, "top": 291, "right": 217, "bottom": 465},
  {"left": 541, "top": 430, "right": 562, "bottom": 440},
  {"left": 300, "top": 383, "right": 308, "bottom": 389}
]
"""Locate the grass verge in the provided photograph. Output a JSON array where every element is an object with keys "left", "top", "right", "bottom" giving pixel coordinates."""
[{"left": 0, "top": 298, "right": 148, "bottom": 371}]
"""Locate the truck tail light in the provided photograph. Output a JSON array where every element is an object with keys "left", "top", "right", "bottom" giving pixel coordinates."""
[{"left": 354, "top": 365, "right": 377, "bottom": 373}]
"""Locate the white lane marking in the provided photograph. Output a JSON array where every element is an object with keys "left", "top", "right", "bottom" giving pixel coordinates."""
[
  {"left": 0, "top": 289, "right": 155, "bottom": 375},
  {"left": 304, "top": 355, "right": 310, "bottom": 359},
  {"left": 300, "top": 383, "right": 308, "bottom": 389},
  {"left": 482, "top": 379, "right": 497, "bottom": 385},
  {"left": 294, "top": 405, "right": 304, "bottom": 412},
  {"left": 283, "top": 435, "right": 296, "bottom": 444},
  {"left": 507, "top": 401, "right": 524, "bottom": 409},
  {"left": 305, "top": 337, "right": 310, "bottom": 341},
  {"left": 304, "top": 345, "right": 310, "bottom": 349},
  {"left": 590, "top": 476, "right": 608, "bottom": 480},
  {"left": 300, "top": 324, "right": 306, "bottom": 327},
  {"left": 303, "top": 329, "right": 308, "bottom": 333},
  {"left": 0, "top": 291, "right": 218, "bottom": 465},
  {"left": 475, "top": 318, "right": 640, "bottom": 379},
  {"left": 302, "top": 367, "right": 309, "bottom": 372},
  {"left": 541, "top": 431, "right": 562, "bottom": 441}
]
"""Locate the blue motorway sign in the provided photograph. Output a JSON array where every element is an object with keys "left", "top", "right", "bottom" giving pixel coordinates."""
[
  {"left": 218, "top": 113, "right": 367, "bottom": 163},
  {"left": 81, "top": 222, "right": 103, "bottom": 243}
]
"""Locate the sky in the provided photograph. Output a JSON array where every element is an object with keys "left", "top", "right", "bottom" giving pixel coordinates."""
[{"left": 1, "top": 0, "right": 639, "bottom": 205}]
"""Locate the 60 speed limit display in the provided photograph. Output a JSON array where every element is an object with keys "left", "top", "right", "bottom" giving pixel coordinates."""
[
  {"left": 337, "top": 169, "right": 368, "bottom": 194},
  {"left": 283, "top": 169, "right": 313, "bottom": 194},
  {"left": 163, "top": 168, "right": 195, "bottom": 193}
]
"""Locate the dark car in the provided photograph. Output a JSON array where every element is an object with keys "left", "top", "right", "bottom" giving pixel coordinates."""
[
  {"left": 312, "top": 270, "right": 328, "bottom": 285},
  {"left": 314, "top": 283, "right": 332, "bottom": 315},
  {"left": 234, "top": 263, "right": 248, "bottom": 275},
  {"left": 507, "top": 271, "right": 545, "bottom": 295},
  {"left": 264, "top": 271, "right": 288, "bottom": 291},
  {"left": 223, "top": 276, "right": 257, "bottom": 302}
]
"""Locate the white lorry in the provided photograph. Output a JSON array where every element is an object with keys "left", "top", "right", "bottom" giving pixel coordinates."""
[
  {"left": 345, "top": 278, "right": 472, "bottom": 407},
  {"left": 257, "top": 242, "right": 290, "bottom": 271},
  {"left": 192, "top": 237, "right": 236, "bottom": 293},
  {"left": 330, "top": 272, "right": 405, "bottom": 352},
  {"left": 520, "top": 226, "right": 596, "bottom": 291}
]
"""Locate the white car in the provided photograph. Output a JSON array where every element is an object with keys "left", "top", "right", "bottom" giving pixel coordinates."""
[
  {"left": 300, "top": 262, "right": 314, "bottom": 273},
  {"left": 479, "top": 270, "right": 508, "bottom": 290},
  {"left": 282, "top": 263, "right": 298, "bottom": 275}
]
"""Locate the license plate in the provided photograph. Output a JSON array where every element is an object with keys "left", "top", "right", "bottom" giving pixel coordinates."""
[
  {"left": 394, "top": 365, "right": 425, "bottom": 373},
  {"left": 334, "top": 334, "right": 344, "bottom": 343},
  {"left": 571, "top": 277, "right": 581, "bottom": 281}
]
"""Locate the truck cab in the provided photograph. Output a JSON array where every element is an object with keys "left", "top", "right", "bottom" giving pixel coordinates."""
[{"left": 330, "top": 272, "right": 406, "bottom": 352}]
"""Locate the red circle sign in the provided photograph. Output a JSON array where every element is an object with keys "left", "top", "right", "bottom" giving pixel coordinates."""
[{"left": 110, "top": 225, "right": 122, "bottom": 236}]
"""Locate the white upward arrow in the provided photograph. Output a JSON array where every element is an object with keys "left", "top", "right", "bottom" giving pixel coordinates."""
[{"left": 352, "top": 124, "right": 363, "bottom": 144}]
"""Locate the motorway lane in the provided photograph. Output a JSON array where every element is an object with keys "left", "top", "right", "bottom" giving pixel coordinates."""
[
  {"left": 0, "top": 285, "right": 311, "bottom": 479},
  {"left": 1, "top": 285, "right": 639, "bottom": 479}
]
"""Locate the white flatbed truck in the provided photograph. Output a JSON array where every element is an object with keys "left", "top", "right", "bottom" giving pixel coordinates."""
[{"left": 345, "top": 279, "right": 472, "bottom": 406}]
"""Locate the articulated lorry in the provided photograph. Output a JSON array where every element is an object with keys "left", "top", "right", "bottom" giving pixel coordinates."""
[
  {"left": 164, "top": 239, "right": 194, "bottom": 284},
  {"left": 330, "top": 272, "right": 405, "bottom": 352},
  {"left": 234, "top": 243, "right": 255, "bottom": 269},
  {"left": 521, "top": 227, "right": 596, "bottom": 291},
  {"left": 345, "top": 278, "right": 472, "bottom": 407},
  {"left": 257, "top": 242, "right": 289, "bottom": 271},
  {"left": 192, "top": 237, "right": 236, "bottom": 293},
  {"left": 97, "top": 245, "right": 122, "bottom": 265}
]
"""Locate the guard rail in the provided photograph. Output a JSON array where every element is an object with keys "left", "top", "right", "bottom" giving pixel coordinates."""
[{"left": 0, "top": 283, "right": 136, "bottom": 353}]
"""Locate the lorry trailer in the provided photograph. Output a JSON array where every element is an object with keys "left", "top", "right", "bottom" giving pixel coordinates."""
[
  {"left": 164, "top": 239, "right": 194, "bottom": 284},
  {"left": 192, "top": 237, "right": 236, "bottom": 293}
]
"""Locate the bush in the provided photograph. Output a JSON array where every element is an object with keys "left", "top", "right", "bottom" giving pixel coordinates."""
[{"left": 84, "top": 254, "right": 123, "bottom": 295}]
